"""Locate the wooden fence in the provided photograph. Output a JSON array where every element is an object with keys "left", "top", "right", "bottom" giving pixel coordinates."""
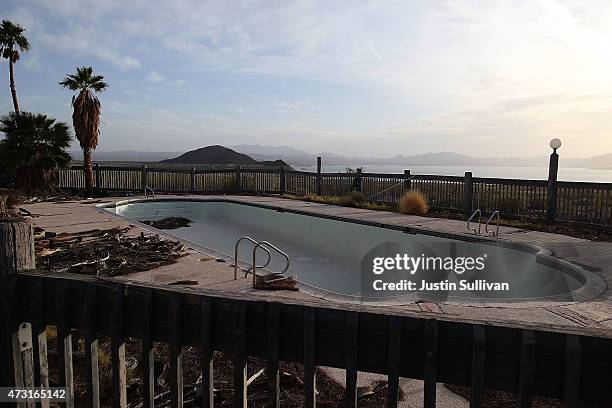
[
  {"left": 3, "top": 270, "right": 612, "bottom": 408},
  {"left": 56, "top": 165, "right": 612, "bottom": 226}
]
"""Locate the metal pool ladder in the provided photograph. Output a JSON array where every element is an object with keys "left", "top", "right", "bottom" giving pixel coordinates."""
[
  {"left": 485, "top": 210, "right": 500, "bottom": 237},
  {"left": 467, "top": 209, "right": 482, "bottom": 234},
  {"left": 467, "top": 209, "right": 500, "bottom": 237},
  {"left": 233, "top": 236, "right": 290, "bottom": 283},
  {"left": 144, "top": 186, "right": 155, "bottom": 198}
]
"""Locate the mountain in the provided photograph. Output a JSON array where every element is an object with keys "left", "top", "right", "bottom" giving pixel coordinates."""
[
  {"left": 232, "top": 144, "right": 317, "bottom": 164},
  {"left": 160, "top": 145, "right": 293, "bottom": 168},
  {"left": 72, "top": 145, "right": 612, "bottom": 170}
]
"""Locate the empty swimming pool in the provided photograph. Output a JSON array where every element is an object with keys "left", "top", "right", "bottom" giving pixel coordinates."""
[{"left": 103, "top": 198, "right": 602, "bottom": 304}]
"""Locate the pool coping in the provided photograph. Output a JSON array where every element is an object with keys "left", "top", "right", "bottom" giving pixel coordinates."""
[{"left": 97, "top": 196, "right": 607, "bottom": 308}]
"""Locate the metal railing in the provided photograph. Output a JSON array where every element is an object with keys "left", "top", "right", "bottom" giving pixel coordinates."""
[
  {"left": 467, "top": 209, "right": 482, "bottom": 234},
  {"left": 233, "top": 236, "right": 290, "bottom": 286},
  {"left": 233, "top": 236, "right": 272, "bottom": 280},
  {"left": 486, "top": 210, "right": 500, "bottom": 237}
]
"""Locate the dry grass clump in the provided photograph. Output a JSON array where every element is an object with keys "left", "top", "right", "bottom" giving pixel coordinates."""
[
  {"left": 293, "top": 192, "right": 387, "bottom": 210},
  {"left": 399, "top": 190, "right": 428, "bottom": 215}
]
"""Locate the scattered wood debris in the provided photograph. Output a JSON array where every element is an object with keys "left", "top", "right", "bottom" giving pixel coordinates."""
[
  {"left": 36, "top": 226, "right": 186, "bottom": 276},
  {"left": 141, "top": 217, "right": 191, "bottom": 230},
  {"left": 253, "top": 272, "right": 299, "bottom": 291}
]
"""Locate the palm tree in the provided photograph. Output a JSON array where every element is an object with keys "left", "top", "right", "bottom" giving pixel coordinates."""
[
  {"left": 59, "top": 66, "right": 107, "bottom": 196},
  {"left": 0, "top": 20, "right": 30, "bottom": 113},
  {"left": 0, "top": 112, "right": 72, "bottom": 192}
]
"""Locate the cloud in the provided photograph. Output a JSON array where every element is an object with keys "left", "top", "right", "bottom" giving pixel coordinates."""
[
  {"left": 146, "top": 71, "right": 164, "bottom": 82},
  {"left": 23, "top": 54, "right": 42, "bottom": 71},
  {"left": 7, "top": 0, "right": 612, "bottom": 157},
  {"left": 38, "top": 29, "right": 141, "bottom": 70}
]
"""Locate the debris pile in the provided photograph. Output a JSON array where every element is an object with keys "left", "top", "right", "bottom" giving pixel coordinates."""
[
  {"left": 123, "top": 347, "right": 395, "bottom": 408},
  {"left": 141, "top": 217, "right": 192, "bottom": 230},
  {"left": 36, "top": 227, "right": 186, "bottom": 276},
  {"left": 253, "top": 272, "right": 298, "bottom": 291}
]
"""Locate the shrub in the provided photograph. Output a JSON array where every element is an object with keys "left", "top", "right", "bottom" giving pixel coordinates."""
[
  {"left": 349, "top": 191, "right": 366, "bottom": 204},
  {"left": 399, "top": 190, "right": 428, "bottom": 215},
  {"left": 0, "top": 112, "right": 72, "bottom": 192}
]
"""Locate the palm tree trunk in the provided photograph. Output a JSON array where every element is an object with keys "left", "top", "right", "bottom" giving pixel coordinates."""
[
  {"left": 9, "top": 60, "right": 19, "bottom": 114},
  {"left": 83, "top": 147, "right": 94, "bottom": 196}
]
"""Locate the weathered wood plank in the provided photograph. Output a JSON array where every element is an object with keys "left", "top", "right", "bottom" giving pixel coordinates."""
[
  {"left": 31, "top": 279, "right": 50, "bottom": 408},
  {"left": 304, "top": 307, "right": 316, "bottom": 408},
  {"left": 518, "top": 330, "right": 536, "bottom": 408},
  {"left": 169, "top": 294, "right": 183, "bottom": 408},
  {"left": 0, "top": 218, "right": 34, "bottom": 391},
  {"left": 267, "top": 302, "right": 280, "bottom": 408},
  {"left": 345, "top": 311, "right": 358, "bottom": 408},
  {"left": 423, "top": 319, "right": 438, "bottom": 408},
  {"left": 84, "top": 282, "right": 100, "bottom": 408},
  {"left": 386, "top": 316, "right": 401, "bottom": 408},
  {"left": 564, "top": 335, "right": 581, "bottom": 407},
  {"left": 200, "top": 298, "right": 214, "bottom": 408},
  {"left": 233, "top": 302, "right": 247, "bottom": 408},
  {"left": 142, "top": 289, "right": 154, "bottom": 408},
  {"left": 56, "top": 282, "right": 74, "bottom": 408},
  {"left": 110, "top": 286, "right": 127, "bottom": 408},
  {"left": 20, "top": 324, "right": 35, "bottom": 408},
  {"left": 470, "top": 325, "right": 486, "bottom": 408}
]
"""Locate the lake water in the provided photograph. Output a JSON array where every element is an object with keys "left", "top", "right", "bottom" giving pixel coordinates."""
[{"left": 294, "top": 164, "right": 612, "bottom": 183}]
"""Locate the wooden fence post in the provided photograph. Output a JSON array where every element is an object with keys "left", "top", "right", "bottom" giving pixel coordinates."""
[
  {"left": 279, "top": 166, "right": 286, "bottom": 195},
  {"left": 191, "top": 167, "right": 196, "bottom": 193},
  {"left": 0, "top": 218, "right": 35, "bottom": 387},
  {"left": 235, "top": 166, "right": 242, "bottom": 193},
  {"left": 94, "top": 163, "right": 101, "bottom": 192},
  {"left": 464, "top": 172, "right": 473, "bottom": 216},
  {"left": 316, "top": 157, "right": 322, "bottom": 196},
  {"left": 354, "top": 168, "right": 362, "bottom": 193},
  {"left": 141, "top": 165, "right": 148, "bottom": 193},
  {"left": 547, "top": 151, "right": 559, "bottom": 223},
  {"left": 403, "top": 169, "right": 411, "bottom": 192}
]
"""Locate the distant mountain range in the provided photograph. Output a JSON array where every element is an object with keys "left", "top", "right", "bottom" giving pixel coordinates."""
[
  {"left": 232, "top": 144, "right": 612, "bottom": 169},
  {"left": 70, "top": 145, "right": 612, "bottom": 170}
]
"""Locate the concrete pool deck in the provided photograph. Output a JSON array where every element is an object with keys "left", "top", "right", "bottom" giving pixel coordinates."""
[{"left": 22, "top": 194, "right": 612, "bottom": 332}]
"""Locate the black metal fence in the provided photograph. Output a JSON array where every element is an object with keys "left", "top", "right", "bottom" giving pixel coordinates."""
[{"left": 56, "top": 165, "right": 612, "bottom": 227}]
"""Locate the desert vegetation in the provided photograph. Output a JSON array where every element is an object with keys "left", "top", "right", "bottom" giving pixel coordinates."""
[
  {"left": 0, "top": 112, "right": 72, "bottom": 192},
  {"left": 399, "top": 190, "right": 429, "bottom": 215},
  {"left": 0, "top": 19, "right": 30, "bottom": 113},
  {"left": 60, "top": 66, "right": 108, "bottom": 197}
]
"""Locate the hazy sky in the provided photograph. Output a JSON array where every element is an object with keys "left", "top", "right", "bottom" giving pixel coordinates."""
[{"left": 3, "top": 0, "right": 612, "bottom": 158}]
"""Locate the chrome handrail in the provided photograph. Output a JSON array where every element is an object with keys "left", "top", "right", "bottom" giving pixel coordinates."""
[
  {"left": 234, "top": 236, "right": 272, "bottom": 280},
  {"left": 144, "top": 186, "right": 155, "bottom": 198},
  {"left": 467, "top": 209, "right": 481, "bottom": 234},
  {"left": 252, "top": 241, "right": 290, "bottom": 286},
  {"left": 486, "top": 211, "right": 500, "bottom": 237}
]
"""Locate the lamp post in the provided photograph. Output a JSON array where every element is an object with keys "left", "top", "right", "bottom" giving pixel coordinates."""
[{"left": 547, "top": 138, "right": 561, "bottom": 223}]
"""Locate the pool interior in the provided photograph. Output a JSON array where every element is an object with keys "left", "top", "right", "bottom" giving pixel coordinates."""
[{"left": 110, "top": 200, "right": 588, "bottom": 303}]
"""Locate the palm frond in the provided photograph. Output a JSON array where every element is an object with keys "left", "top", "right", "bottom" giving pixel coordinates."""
[{"left": 0, "top": 19, "right": 30, "bottom": 59}]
